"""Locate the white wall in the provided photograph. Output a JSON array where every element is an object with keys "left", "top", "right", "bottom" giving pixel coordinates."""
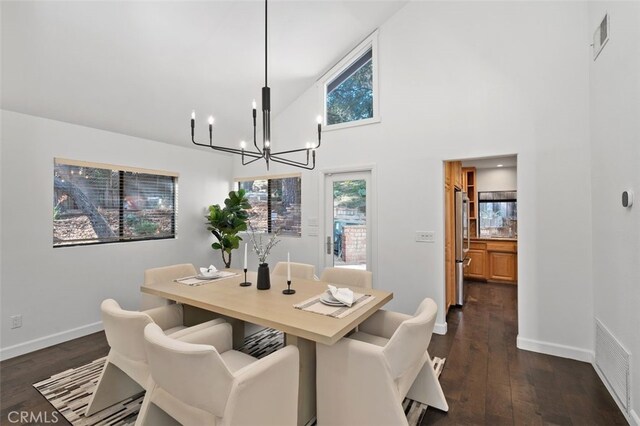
[
  {"left": 589, "top": 2, "right": 640, "bottom": 422},
  {"left": 0, "top": 111, "right": 233, "bottom": 359},
  {"left": 233, "top": 1, "right": 594, "bottom": 357},
  {"left": 476, "top": 167, "right": 517, "bottom": 192}
]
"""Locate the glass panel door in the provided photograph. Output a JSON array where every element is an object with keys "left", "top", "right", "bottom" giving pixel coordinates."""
[{"left": 324, "top": 172, "right": 370, "bottom": 270}]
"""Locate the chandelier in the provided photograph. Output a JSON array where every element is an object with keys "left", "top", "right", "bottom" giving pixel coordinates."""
[{"left": 191, "top": 0, "right": 321, "bottom": 170}]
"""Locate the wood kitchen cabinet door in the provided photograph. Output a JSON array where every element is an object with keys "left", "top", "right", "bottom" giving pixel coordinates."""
[
  {"left": 465, "top": 249, "right": 486, "bottom": 279},
  {"left": 452, "top": 161, "right": 462, "bottom": 189},
  {"left": 488, "top": 251, "right": 517, "bottom": 283}
]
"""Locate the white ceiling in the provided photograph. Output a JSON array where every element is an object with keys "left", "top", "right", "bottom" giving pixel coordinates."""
[
  {"left": 461, "top": 155, "right": 517, "bottom": 169},
  {"left": 1, "top": 0, "right": 406, "bottom": 150}
]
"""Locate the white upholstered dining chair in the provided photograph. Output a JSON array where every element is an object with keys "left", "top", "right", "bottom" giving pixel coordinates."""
[
  {"left": 320, "top": 267, "right": 372, "bottom": 289},
  {"left": 141, "top": 263, "right": 197, "bottom": 310},
  {"left": 85, "top": 299, "right": 225, "bottom": 416},
  {"left": 272, "top": 262, "right": 316, "bottom": 281},
  {"left": 136, "top": 322, "right": 300, "bottom": 426},
  {"left": 316, "top": 298, "right": 448, "bottom": 425}
]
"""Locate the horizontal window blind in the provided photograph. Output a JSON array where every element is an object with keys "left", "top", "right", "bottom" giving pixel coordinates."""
[
  {"left": 53, "top": 159, "right": 177, "bottom": 247},
  {"left": 237, "top": 175, "right": 301, "bottom": 236}
]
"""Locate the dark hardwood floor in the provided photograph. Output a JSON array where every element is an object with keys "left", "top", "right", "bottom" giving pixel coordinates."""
[
  {"left": 1, "top": 331, "right": 110, "bottom": 425},
  {"left": 422, "top": 282, "right": 627, "bottom": 425},
  {"left": 0, "top": 282, "right": 628, "bottom": 425}
]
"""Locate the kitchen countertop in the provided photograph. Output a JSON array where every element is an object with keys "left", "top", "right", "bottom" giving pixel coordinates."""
[{"left": 471, "top": 237, "right": 518, "bottom": 242}]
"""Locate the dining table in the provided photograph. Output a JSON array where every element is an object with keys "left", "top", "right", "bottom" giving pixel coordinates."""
[{"left": 140, "top": 269, "right": 393, "bottom": 426}]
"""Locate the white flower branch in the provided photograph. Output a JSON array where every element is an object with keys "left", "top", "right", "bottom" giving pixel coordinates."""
[{"left": 248, "top": 220, "right": 281, "bottom": 264}]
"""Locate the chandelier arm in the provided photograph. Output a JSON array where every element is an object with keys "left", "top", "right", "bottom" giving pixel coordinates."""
[
  {"left": 270, "top": 154, "right": 308, "bottom": 167},
  {"left": 271, "top": 150, "right": 315, "bottom": 167},
  {"left": 271, "top": 155, "right": 316, "bottom": 170},
  {"left": 270, "top": 147, "right": 312, "bottom": 156},
  {"left": 242, "top": 152, "right": 265, "bottom": 165},
  {"left": 210, "top": 145, "right": 263, "bottom": 158}
]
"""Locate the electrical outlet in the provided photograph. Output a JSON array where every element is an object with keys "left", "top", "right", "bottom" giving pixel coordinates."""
[
  {"left": 415, "top": 231, "right": 435, "bottom": 243},
  {"left": 10, "top": 314, "right": 22, "bottom": 329}
]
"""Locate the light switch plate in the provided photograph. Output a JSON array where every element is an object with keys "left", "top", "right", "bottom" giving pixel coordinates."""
[{"left": 415, "top": 231, "right": 435, "bottom": 243}]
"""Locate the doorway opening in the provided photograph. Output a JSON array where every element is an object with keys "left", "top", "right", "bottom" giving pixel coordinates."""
[{"left": 443, "top": 155, "right": 518, "bottom": 312}]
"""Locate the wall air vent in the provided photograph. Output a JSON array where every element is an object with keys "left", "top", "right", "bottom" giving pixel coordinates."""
[
  {"left": 595, "top": 319, "right": 630, "bottom": 413},
  {"left": 593, "top": 13, "right": 610, "bottom": 60}
]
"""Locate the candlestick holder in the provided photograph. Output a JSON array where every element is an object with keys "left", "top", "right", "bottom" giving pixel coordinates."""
[
  {"left": 240, "top": 268, "right": 252, "bottom": 287},
  {"left": 282, "top": 280, "right": 295, "bottom": 295}
]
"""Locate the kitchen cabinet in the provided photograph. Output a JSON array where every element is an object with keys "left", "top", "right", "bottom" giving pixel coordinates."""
[
  {"left": 466, "top": 249, "right": 486, "bottom": 279},
  {"left": 488, "top": 251, "right": 517, "bottom": 282},
  {"left": 452, "top": 161, "right": 462, "bottom": 189},
  {"left": 462, "top": 167, "right": 477, "bottom": 238},
  {"left": 444, "top": 162, "right": 457, "bottom": 310},
  {"left": 464, "top": 239, "right": 517, "bottom": 284}
]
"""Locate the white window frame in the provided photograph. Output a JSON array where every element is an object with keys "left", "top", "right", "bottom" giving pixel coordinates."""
[{"left": 318, "top": 30, "right": 380, "bottom": 131}]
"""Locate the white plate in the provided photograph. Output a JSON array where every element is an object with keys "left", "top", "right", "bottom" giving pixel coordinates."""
[
  {"left": 195, "top": 274, "right": 219, "bottom": 280},
  {"left": 320, "top": 295, "right": 347, "bottom": 307}
]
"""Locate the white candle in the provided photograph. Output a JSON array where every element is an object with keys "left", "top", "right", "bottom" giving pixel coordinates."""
[
  {"left": 287, "top": 252, "right": 291, "bottom": 281},
  {"left": 244, "top": 243, "right": 248, "bottom": 270}
]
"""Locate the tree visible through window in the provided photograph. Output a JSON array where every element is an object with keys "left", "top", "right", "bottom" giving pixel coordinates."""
[
  {"left": 478, "top": 191, "right": 517, "bottom": 238},
  {"left": 237, "top": 176, "right": 301, "bottom": 236},
  {"left": 326, "top": 48, "right": 373, "bottom": 126},
  {"left": 53, "top": 159, "right": 177, "bottom": 246}
]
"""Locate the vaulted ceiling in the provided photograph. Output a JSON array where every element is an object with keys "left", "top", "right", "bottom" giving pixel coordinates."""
[{"left": 2, "top": 1, "right": 406, "bottom": 150}]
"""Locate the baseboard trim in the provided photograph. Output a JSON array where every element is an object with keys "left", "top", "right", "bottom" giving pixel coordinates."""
[
  {"left": 434, "top": 322, "right": 447, "bottom": 335},
  {"left": 631, "top": 409, "right": 639, "bottom": 426},
  {"left": 516, "top": 335, "right": 594, "bottom": 363},
  {"left": 0, "top": 321, "right": 104, "bottom": 361}
]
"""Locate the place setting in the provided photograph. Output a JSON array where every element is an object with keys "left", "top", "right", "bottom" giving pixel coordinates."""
[
  {"left": 174, "top": 265, "right": 237, "bottom": 286},
  {"left": 294, "top": 284, "right": 376, "bottom": 319}
]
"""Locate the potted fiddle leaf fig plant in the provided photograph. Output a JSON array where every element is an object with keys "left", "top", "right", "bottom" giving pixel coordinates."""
[{"left": 206, "top": 189, "right": 251, "bottom": 268}]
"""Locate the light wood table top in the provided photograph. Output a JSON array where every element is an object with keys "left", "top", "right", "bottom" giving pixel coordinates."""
[{"left": 140, "top": 270, "right": 393, "bottom": 346}]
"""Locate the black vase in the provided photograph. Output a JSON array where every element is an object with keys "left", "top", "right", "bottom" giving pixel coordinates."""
[{"left": 257, "top": 263, "right": 271, "bottom": 290}]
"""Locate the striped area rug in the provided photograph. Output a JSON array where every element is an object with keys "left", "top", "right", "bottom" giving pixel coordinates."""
[{"left": 33, "top": 328, "right": 445, "bottom": 426}]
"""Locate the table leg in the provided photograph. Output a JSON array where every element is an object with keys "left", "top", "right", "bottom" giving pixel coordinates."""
[
  {"left": 182, "top": 305, "right": 245, "bottom": 349},
  {"left": 285, "top": 334, "right": 316, "bottom": 426}
]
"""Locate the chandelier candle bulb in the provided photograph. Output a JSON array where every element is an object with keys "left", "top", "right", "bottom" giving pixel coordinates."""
[
  {"left": 252, "top": 100, "right": 257, "bottom": 110},
  {"left": 240, "top": 141, "right": 246, "bottom": 149}
]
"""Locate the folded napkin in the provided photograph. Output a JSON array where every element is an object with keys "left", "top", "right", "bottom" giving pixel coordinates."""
[
  {"left": 328, "top": 285, "right": 355, "bottom": 307},
  {"left": 199, "top": 265, "right": 218, "bottom": 277}
]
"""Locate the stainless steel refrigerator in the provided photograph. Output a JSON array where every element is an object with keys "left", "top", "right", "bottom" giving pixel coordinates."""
[{"left": 455, "top": 190, "right": 470, "bottom": 305}]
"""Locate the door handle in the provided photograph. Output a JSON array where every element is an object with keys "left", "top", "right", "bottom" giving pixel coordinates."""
[
  {"left": 464, "top": 257, "right": 472, "bottom": 267},
  {"left": 326, "top": 236, "right": 332, "bottom": 255}
]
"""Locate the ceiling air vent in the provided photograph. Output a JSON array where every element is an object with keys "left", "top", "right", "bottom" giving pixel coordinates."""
[{"left": 593, "top": 13, "right": 610, "bottom": 60}]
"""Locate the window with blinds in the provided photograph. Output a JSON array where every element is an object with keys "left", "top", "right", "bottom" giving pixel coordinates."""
[
  {"left": 53, "top": 159, "right": 177, "bottom": 247},
  {"left": 236, "top": 174, "right": 301, "bottom": 236}
]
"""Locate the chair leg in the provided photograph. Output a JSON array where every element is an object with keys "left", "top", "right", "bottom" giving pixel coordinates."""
[
  {"left": 136, "top": 390, "right": 180, "bottom": 426},
  {"left": 406, "top": 352, "right": 449, "bottom": 412},
  {"left": 85, "top": 359, "right": 144, "bottom": 416}
]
